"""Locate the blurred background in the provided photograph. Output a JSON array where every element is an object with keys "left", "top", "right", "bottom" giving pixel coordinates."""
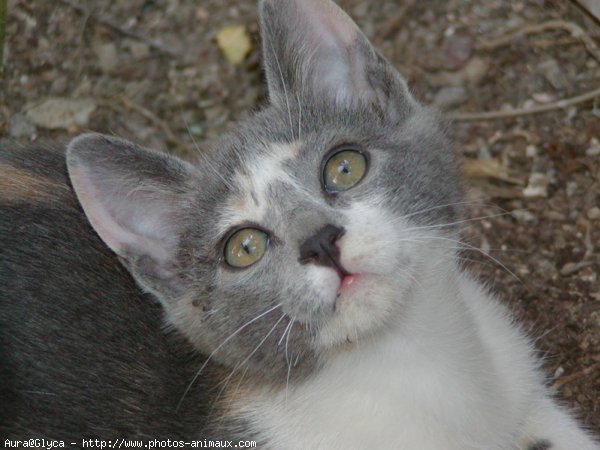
[{"left": 1, "top": 0, "right": 599, "bottom": 430}]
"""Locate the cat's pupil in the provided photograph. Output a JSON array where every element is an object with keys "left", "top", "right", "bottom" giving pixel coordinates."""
[
  {"left": 242, "top": 238, "right": 252, "bottom": 254},
  {"left": 338, "top": 160, "right": 350, "bottom": 175}
]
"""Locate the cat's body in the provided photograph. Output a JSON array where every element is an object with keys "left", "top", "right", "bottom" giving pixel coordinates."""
[
  {"left": 234, "top": 270, "right": 590, "bottom": 450},
  {"left": 0, "top": 145, "right": 214, "bottom": 439},
  {"left": 1, "top": 0, "right": 598, "bottom": 449}
]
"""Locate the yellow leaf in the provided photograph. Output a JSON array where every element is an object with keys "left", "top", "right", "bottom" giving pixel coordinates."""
[{"left": 216, "top": 25, "right": 251, "bottom": 66}]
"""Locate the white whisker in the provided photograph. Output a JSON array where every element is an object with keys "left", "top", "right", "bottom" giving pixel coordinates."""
[
  {"left": 212, "top": 313, "right": 287, "bottom": 408},
  {"left": 397, "top": 235, "right": 523, "bottom": 285},
  {"left": 238, "top": 313, "right": 286, "bottom": 369},
  {"left": 398, "top": 198, "right": 503, "bottom": 221},
  {"left": 278, "top": 319, "right": 294, "bottom": 347},
  {"left": 176, "top": 302, "right": 282, "bottom": 411},
  {"left": 395, "top": 211, "right": 517, "bottom": 232},
  {"left": 284, "top": 318, "right": 297, "bottom": 405},
  {"left": 268, "top": 38, "right": 295, "bottom": 139},
  {"left": 296, "top": 92, "right": 302, "bottom": 141}
]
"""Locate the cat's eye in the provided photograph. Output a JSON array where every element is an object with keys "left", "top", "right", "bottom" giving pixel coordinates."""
[
  {"left": 322, "top": 149, "right": 367, "bottom": 193},
  {"left": 224, "top": 228, "right": 269, "bottom": 268}
]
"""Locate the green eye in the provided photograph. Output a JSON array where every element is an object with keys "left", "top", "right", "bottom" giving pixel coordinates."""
[
  {"left": 323, "top": 149, "right": 367, "bottom": 193},
  {"left": 224, "top": 228, "right": 269, "bottom": 268}
]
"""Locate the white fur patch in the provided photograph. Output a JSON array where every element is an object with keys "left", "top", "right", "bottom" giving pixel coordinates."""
[
  {"left": 217, "top": 141, "right": 302, "bottom": 236},
  {"left": 315, "top": 199, "right": 421, "bottom": 349},
  {"left": 231, "top": 270, "right": 548, "bottom": 450},
  {"left": 338, "top": 199, "right": 406, "bottom": 275}
]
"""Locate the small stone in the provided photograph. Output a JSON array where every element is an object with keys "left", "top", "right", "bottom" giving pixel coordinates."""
[
  {"left": 512, "top": 2, "right": 525, "bottom": 12},
  {"left": 566, "top": 181, "right": 578, "bottom": 197},
  {"left": 522, "top": 99, "right": 536, "bottom": 110},
  {"left": 525, "top": 145, "right": 537, "bottom": 158},
  {"left": 440, "top": 34, "right": 473, "bottom": 70},
  {"left": 560, "top": 261, "right": 593, "bottom": 276},
  {"left": 461, "top": 57, "right": 489, "bottom": 85},
  {"left": 537, "top": 259, "right": 556, "bottom": 277},
  {"left": 187, "top": 123, "right": 204, "bottom": 136},
  {"left": 195, "top": 7, "right": 209, "bottom": 21},
  {"left": 531, "top": 92, "right": 554, "bottom": 103},
  {"left": 50, "top": 75, "right": 68, "bottom": 95},
  {"left": 537, "top": 59, "right": 570, "bottom": 91},
  {"left": 553, "top": 366, "right": 564, "bottom": 379},
  {"left": 586, "top": 137, "right": 600, "bottom": 156},
  {"left": 427, "top": 57, "right": 489, "bottom": 87},
  {"left": 523, "top": 173, "right": 549, "bottom": 198},
  {"left": 433, "top": 86, "right": 469, "bottom": 109},
  {"left": 579, "top": 267, "right": 597, "bottom": 283},
  {"left": 511, "top": 209, "right": 537, "bottom": 224},
  {"left": 587, "top": 206, "right": 600, "bottom": 220},
  {"left": 93, "top": 41, "right": 119, "bottom": 73},
  {"left": 560, "top": 262, "right": 578, "bottom": 276},
  {"left": 545, "top": 210, "right": 567, "bottom": 221},
  {"left": 7, "top": 113, "right": 36, "bottom": 139},
  {"left": 128, "top": 41, "right": 150, "bottom": 59}
]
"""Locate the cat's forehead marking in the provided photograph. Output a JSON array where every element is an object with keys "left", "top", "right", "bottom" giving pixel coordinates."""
[{"left": 218, "top": 141, "right": 303, "bottom": 235}]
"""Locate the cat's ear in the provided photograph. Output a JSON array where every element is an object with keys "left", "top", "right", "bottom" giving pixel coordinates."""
[
  {"left": 67, "top": 133, "right": 195, "bottom": 300},
  {"left": 259, "top": 0, "right": 415, "bottom": 117}
]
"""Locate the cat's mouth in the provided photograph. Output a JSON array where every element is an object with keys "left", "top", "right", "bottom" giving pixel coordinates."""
[
  {"left": 317, "top": 269, "right": 396, "bottom": 350},
  {"left": 340, "top": 273, "right": 358, "bottom": 290},
  {"left": 334, "top": 273, "right": 360, "bottom": 309}
]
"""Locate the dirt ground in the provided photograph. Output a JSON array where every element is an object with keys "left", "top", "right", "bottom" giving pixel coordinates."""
[{"left": 2, "top": 0, "right": 599, "bottom": 432}]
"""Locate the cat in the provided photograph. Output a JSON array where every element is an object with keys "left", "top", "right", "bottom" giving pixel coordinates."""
[{"left": 1, "top": 0, "right": 598, "bottom": 448}]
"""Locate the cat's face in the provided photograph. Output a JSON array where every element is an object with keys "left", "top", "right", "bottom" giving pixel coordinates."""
[{"left": 67, "top": 0, "right": 462, "bottom": 384}]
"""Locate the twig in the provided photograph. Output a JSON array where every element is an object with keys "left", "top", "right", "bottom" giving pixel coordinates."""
[
  {"left": 551, "top": 363, "right": 599, "bottom": 390},
  {"left": 450, "top": 87, "right": 600, "bottom": 122},
  {"left": 58, "top": 0, "right": 181, "bottom": 59},
  {"left": 477, "top": 20, "right": 600, "bottom": 62},
  {"left": 530, "top": 37, "right": 580, "bottom": 49}
]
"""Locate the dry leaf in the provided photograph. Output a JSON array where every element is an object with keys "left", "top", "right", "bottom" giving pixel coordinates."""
[
  {"left": 216, "top": 25, "right": 251, "bottom": 66},
  {"left": 462, "top": 158, "right": 522, "bottom": 185},
  {"left": 26, "top": 98, "right": 97, "bottom": 130}
]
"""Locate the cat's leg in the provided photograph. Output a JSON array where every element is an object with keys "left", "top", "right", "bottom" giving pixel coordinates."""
[{"left": 520, "top": 396, "right": 599, "bottom": 450}]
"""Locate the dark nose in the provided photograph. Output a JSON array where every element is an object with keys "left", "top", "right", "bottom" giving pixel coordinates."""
[{"left": 298, "top": 224, "right": 349, "bottom": 278}]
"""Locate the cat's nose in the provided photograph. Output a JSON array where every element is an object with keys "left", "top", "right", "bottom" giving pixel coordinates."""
[{"left": 298, "top": 224, "right": 349, "bottom": 278}]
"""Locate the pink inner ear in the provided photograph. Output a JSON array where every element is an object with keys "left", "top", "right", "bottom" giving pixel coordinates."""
[
  {"left": 299, "top": 0, "right": 358, "bottom": 45},
  {"left": 288, "top": 0, "right": 373, "bottom": 104},
  {"left": 69, "top": 166, "right": 173, "bottom": 264}
]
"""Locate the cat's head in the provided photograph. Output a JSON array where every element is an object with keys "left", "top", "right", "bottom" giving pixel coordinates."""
[{"left": 67, "top": 0, "right": 462, "bottom": 384}]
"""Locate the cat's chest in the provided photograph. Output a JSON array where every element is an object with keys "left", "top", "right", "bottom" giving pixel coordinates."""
[
  {"left": 234, "top": 328, "right": 516, "bottom": 450},
  {"left": 242, "top": 356, "right": 412, "bottom": 448}
]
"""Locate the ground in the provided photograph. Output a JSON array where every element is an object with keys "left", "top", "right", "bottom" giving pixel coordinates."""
[{"left": 1, "top": 0, "right": 599, "bottom": 432}]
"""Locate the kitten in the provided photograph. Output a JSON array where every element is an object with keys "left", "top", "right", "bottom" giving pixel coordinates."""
[{"left": 1, "top": 0, "right": 598, "bottom": 448}]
